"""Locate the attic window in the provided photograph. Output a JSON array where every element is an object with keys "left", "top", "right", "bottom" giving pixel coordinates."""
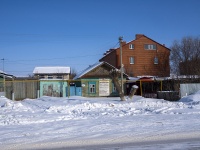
[
  {"left": 144, "top": 44, "right": 157, "bottom": 50},
  {"left": 129, "top": 44, "right": 134, "bottom": 49}
]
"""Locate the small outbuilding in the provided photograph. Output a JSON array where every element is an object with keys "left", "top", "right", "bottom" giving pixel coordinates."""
[
  {"left": 0, "top": 70, "right": 15, "bottom": 97},
  {"left": 33, "top": 66, "right": 70, "bottom": 97}
]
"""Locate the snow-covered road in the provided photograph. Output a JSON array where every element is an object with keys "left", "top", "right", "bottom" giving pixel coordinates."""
[{"left": 0, "top": 92, "right": 200, "bottom": 150}]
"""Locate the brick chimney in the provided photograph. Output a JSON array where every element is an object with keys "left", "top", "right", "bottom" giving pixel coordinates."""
[
  {"left": 135, "top": 34, "right": 144, "bottom": 39},
  {"left": 121, "top": 41, "right": 126, "bottom": 46}
]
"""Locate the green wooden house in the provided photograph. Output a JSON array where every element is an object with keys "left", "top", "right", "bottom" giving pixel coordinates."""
[{"left": 73, "top": 61, "right": 128, "bottom": 97}]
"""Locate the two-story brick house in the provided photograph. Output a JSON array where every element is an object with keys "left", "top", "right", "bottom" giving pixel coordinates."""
[{"left": 99, "top": 34, "right": 170, "bottom": 77}]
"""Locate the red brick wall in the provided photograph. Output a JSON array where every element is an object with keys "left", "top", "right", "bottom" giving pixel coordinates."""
[{"left": 100, "top": 35, "right": 170, "bottom": 77}]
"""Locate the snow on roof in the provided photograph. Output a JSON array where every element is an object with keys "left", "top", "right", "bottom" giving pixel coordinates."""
[
  {"left": 0, "top": 70, "right": 14, "bottom": 78},
  {"left": 0, "top": 70, "right": 6, "bottom": 74},
  {"left": 74, "top": 61, "right": 129, "bottom": 80},
  {"left": 33, "top": 66, "right": 70, "bottom": 74}
]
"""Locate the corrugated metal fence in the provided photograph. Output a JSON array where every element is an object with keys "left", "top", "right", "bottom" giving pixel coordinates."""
[{"left": 180, "top": 83, "right": 200, "bottom": 97}]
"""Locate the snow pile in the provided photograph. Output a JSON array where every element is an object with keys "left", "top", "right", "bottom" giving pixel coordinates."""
[
  {"left": 180, "top": 90, "right": 200, "bottom": 103},
  {"left": 0, "top": 92, "right": 200, "bottom": 149}
]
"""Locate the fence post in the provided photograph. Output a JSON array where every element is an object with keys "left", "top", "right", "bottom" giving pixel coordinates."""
[
  {"left": 140, "top": 80, "right": 142, "bottom": 96},
  {"left": 62, "top": 80, "right": 66, "bottom": 97},
  {"left": 68, "top": 80, "right": 70, "bottom": 98},
  {"left": 37, "top": 78, "right": 40, "bottom": 98},
  {"left": 12, "top": 92, "right": 15, "bottom": 100},
  {"left": 12, "top": 78, "right": 15, "bottom": 100}
]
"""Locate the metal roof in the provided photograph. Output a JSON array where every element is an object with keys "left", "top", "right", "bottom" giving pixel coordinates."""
[{"left": 33, "top": 66, "right": 70, "bottom": 74}]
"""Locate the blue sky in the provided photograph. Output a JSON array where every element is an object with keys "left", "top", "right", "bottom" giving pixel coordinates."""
[{"left": 0, "top": 0, "right": 200, "bottom": 76}]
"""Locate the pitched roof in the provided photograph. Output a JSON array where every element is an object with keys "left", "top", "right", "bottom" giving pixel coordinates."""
[
  {"left": 33, "top": 66, "right": 70, "bottom": 74},
  {"left": 100, "top": 34, "right": 170, "bottom": 60},
  {"left": 0, "top": 70, "right": 15, "bottom": 78},
  {"left": 138, "top": 34, "right": 171, "bottom": 51},
  {"left": 74, "top": 62, "right": 104, "bottom": 79},
  {"left": 74, "top": 61, "right": 128, "bottom": 79}
]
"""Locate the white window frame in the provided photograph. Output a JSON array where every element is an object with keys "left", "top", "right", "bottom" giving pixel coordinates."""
[
  {"left": 154, "top": 57, "right": 158, "bottom": 64},
  {"left": 130, "top": 57, "right": 134, "bottom": 64},
  {"left": 129, "top": 44, "right": 134, "bottom": 49},
  {"left": 56, "top": 75, "right": 63, "bottom": 79},
  {"left": 144, "top": 44, "right": 157, "bottom": 50},
  {"left": 89, "top": 84, "right": 96, "bottom": 93},
  {"left": 48, "top": 75, "right": 53, "bottom": 79}
]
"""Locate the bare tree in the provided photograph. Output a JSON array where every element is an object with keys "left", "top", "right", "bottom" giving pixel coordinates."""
[
  {"left": 70, "top": 68, "right": 77, "bottom": 79},
  {"left": 109, "top": 69, "right": 126, "bottom": 101},
  {"left": 170, "top": 36, "right": 200, "bottom": 76}
]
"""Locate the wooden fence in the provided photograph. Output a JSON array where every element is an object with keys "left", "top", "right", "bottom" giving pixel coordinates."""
[
  {"left": 2, "top": 78, "right": 200, "bottom": 101},
  {"left": 2, "top": 79, "right": 39, "bottom": 100}
]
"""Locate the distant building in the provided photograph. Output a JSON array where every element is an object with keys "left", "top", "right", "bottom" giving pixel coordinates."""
[
  {"left": 99, "top": 34, "right": 170, "bottom": 77},
  {"left": 33, "top": 66, "right": 70, "bottom": 80},
  {"left": 0, "top": 70, "right": 15, "bottom": 97},
  {"left": 33, "top": 66, "right": 71, "bottom": 97}
]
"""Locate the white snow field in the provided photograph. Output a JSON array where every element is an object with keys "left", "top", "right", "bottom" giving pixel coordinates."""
[{"left": 0, "top": 91, "right": 200, "bottom": 150}]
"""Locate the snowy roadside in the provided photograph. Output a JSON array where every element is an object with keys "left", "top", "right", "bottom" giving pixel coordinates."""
[
  {"left": 6, "top": 131, "right": 200, "bottom": 150},
  {"left": 9, "top": 128, "right": 200, "bottom": 150},
  {"left": 0, "top": 92, "right": 200, "bottom": 150}
]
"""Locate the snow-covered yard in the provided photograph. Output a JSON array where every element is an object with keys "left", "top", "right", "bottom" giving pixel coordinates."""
[{"left": 0, "top": 91, "right": 200, "bottom": 150}]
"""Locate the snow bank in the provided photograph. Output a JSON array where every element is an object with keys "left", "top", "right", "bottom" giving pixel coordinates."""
[
  {"left": 0, "top": 92, "right": 200, "bottom": 149},
  {"left": 180, "top": 90, "right": 200, "bottom": 104}
]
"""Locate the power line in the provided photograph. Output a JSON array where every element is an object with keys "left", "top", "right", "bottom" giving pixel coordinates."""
[{"left": 2, "top": 53, "right": 103, "bottom": 63}]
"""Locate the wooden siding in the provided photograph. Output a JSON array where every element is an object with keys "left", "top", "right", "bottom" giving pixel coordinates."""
[{"left": 80, "top": 79, "right": 119, "bottom": 97}]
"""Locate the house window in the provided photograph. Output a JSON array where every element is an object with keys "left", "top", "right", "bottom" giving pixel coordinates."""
[
  {"left": 112, "top": 83, "right": 117, "bottom": 92},
  {"left": 89, "top": 82, "right": 96, "bottom": 93},
  {"left": 154, "top": 57, "right": 158, "bottom": 64},
  {"left": 144, "top": 44, "right": 157, "bottom": 50},
  {"left": 56, "top": 75, "right": 63, "bottom": 79},
  {"left": 129, "top": 44, "right": 134, "bottom": 49},
  {"left": 39, "top": 75, "right": 45, "bottom": 79},
  {"left": 48, "top": 75, "right": 53, "bottom": 79},
  {"left": 130, "top": 57, "right": 134, "bottom": 64}
]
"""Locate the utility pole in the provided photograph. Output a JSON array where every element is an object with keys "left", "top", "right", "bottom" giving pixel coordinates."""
[
  {"left": 1, "top": 58, "right": 5, "bottom": 95},
  {"left": 119, "top": 36, "right": 124, "bottom": 93}
]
